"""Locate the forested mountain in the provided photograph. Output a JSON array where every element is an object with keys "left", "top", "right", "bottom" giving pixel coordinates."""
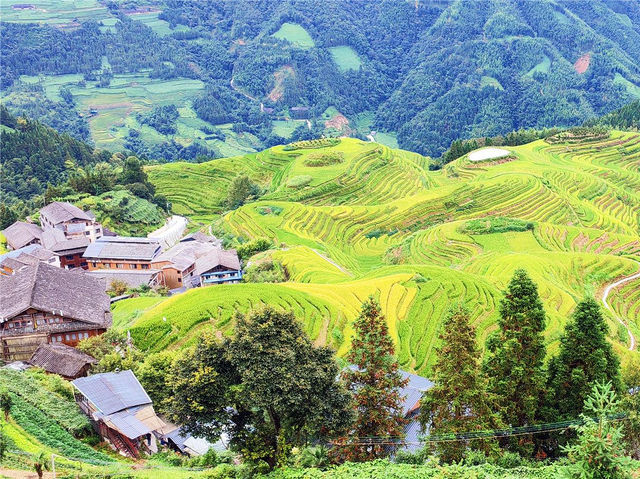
[{"left": 2, "top": 0, "right": 640, "bottom": 158}]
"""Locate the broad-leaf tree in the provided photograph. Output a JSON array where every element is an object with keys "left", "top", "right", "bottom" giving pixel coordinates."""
[
  {"left": 168, "top": 308, "right": 353, "bottom": 470},
  {"left": 546, "top": 297, "right": 622, "bottom": 421},
  {"left": 334, "top": 297, "right": 407, "bottom": 462},
  {"left": 420, "top": 304, "right": 499, "bottom": 463}
]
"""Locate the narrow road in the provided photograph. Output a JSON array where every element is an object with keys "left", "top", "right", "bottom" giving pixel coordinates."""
[
  {"left": 230, "top": 77, "right": 258, "bottom": 102},
  {"left": 147, "top": 215, "right": 188, "bottom": 250},
  {"left": 311, "top": 249, "right": 353, "bottom": 276},
  {"left": 601, "top": 262, "right": 640, "bottom": 351}
]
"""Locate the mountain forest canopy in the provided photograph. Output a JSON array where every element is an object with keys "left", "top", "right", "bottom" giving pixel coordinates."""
[{"left": 2, "top": 0, "right": 640, "bottom": 159}]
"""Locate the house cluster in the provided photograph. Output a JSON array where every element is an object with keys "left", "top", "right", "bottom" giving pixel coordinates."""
[{"left": 1, "top": 201, "right": 242, "bottom": 291}]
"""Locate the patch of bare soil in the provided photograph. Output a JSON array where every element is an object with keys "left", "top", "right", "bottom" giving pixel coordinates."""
[{"left": 574, "top": 53, "right": 591, "bottom": 74}]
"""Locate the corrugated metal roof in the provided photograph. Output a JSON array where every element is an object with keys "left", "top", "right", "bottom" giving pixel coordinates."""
[
  {"left": 72, "top": 370, "right": 151, "bottom": 415},
  {"left": 104, "top": 406, "right": 153, "bottom": 439}
]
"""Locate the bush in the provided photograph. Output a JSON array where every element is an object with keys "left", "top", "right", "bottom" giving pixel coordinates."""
[
  {"left": 286, "top": 175, "right": 313, "bottom": 188},
  {"left": 460, "top": 217, "right": 534, "bottom": 235},
  {"left": 303, "top": 151, "right": 344, "bottom": 167},
  {"left": 237, "top": 238, "right": 273, "bottom": 260}
]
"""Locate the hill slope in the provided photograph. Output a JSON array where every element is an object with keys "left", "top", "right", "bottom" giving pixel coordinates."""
[
  {"left": 119, "top": 132, "right": 640, "bottom": 375},
  {"left": 3, "top": 0, "right": 640, "bottom": 156}
]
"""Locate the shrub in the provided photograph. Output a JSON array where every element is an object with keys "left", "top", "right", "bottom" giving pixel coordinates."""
[
  {"left": 286, "top": 175, "right": 313, "bottom": 188},
  {"left": 303, "top": 151, "right": 344, "bottom": 167},
  {"left": 237, "top": 238, "right": 273, "bottom": 260},
  {"left": 460, "top": 217, "right": 534, "bottom": 235}
]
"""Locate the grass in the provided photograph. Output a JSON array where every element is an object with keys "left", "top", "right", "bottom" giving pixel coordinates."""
[
  {"left": 614, "top": 72, "right": 640, "bottom": 99},
  {"left": 329, "top": 46, "right": 363, "bottom": 72},
  {"left": 525, "top": 55, "right": 551, "bottom": 77},
  {"left": 480, "top": 75, "right": 504, "bottom": 90},
  {"left": 272, "top": 22, "right": 315, "bottom": 49},
  {"left": 138, "top": 132, "right": 640, "bottom": 375},
  {"left": 0, "top": 0, "right": 112, "bottom": 25}
]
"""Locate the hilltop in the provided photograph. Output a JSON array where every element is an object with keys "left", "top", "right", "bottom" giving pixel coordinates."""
[{"left": 106, "top": 131, "right": 640, "bottom": 375}]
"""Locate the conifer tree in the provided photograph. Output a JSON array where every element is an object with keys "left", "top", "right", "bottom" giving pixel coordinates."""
[
  {"left": 546, "top": 297, "right": 621, "bottom": 420},
  {"left": 334, "top": 297, "right": 408, "bottom": 462},
  {"left": 483, "top": 269, "right": 547, "bottom": 429},
  {"left": 420, "top": 304, "right": 499, "bottom": 463}
]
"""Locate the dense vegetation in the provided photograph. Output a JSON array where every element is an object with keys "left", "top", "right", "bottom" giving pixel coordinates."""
[{"left": 3, "top": 0, "right": 640, "bottom": 157}]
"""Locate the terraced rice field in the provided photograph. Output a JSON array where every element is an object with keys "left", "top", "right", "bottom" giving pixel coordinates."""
[{"left": 135, "top": 133, "right": 640, "bottom": 375}]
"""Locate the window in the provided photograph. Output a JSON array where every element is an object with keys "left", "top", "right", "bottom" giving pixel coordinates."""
[
  {"left": 178, "top": 277, "right": 182, "bottom": 283},
  {"left": 71, "top": 333, "right": 77, "bottom": 340},
  {"left": 141, "top": 264, "right": 149, "bottom": 269},
  {"left": 92, "top": 262, "right": 97, "bottom": 268},
  {"left": 65, "top": 334, "right": 70, "bottom": 341},
  {"left": 65, "top": 255, "right": 74, "bottom": 260},
  {"left": 85, "top": 231, "right": 90, "bottom": 235},
  {"left": 57, "top": 335, "right": 63, "bottom": 342},
  {"left": 116, "top": 263, "right": 123, "bottom": 269}
]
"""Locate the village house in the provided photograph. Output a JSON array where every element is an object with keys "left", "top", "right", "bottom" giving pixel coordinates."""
[
  {"left": 0, "top": 262, "right": 111, "bottom": 361},
  {"left": 0, "top": 245, "right": 59, "bottom": 275},
  {"left": 39, "top": 201, "right": 103, "bottom": 243},
  {"left": 72, "top": 370, "right": 169, "bottom": 458},
  {"left": 41, "top": 228, "right": 90, "bottom": 270},
  {"left": 2, "top": 221, "right": 43, "bottom": 251},
  {"left": 195, "top": 248, "right": 242, "bottom": 286},
  {"left": 150, "top": 238, "right": 220, "bottom": 289},
  {"left": 29, "top": 342, "right": 97, "bottom": 380},
  {"left": 83, "top": 236, "right": 162, "bottom": 271}
]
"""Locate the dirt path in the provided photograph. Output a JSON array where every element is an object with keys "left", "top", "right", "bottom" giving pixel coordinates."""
[
  {"left": 230, "top": 77, "right": 258, "bottom": 102},
  {"left": 0, "top": 468, "right": 55, "bottom": 479},
  {"left": 311, "top": 249, "right": 353, "bottom": 276},
  {"left": 601, "top": 262, "right": 640, "bottom": 351}
]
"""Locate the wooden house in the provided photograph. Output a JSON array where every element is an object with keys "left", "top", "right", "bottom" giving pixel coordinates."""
[
  {"left": 0, "top": 262, "right": 111, "bottom": 361},
  {"left": 40, "top": 202, "right": 103, "bottom": 243},
  {"left": 83, "top": 236, "right": 162, "bottom": 271},
  {"left": 150, "top": 238, "right": 220, "bottom": 289},
  {"left": 72, "top": 370, "right": 168, "bottom": 458},
  {"left": 0, "top": 245, "right": 59, "bottom": 276},
  {"left": 2, "top": 221, "right": 43, "bottom": 251},
  {"left": 194, "top": 249, "right": 242, "bottom": 286},
  {"left": 29, "top": 343, "right": 97, "bottom": 380},
  {"left": 41, "top": 228, "right": 89, "bottom": 270}
]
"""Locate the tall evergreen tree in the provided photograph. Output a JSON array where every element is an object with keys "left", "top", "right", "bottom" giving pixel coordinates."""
[
  {"left": 546, "top": 297, "right": 621, "bottom": 421},
  {"left": 333, "top": 297, "right": 407, "bottom": 462},
  {"left": 483, "top": 269, "right": 547, "bottom": 430},
  {"left": 420, "top": 304, "right": 499, "bottom": 463}
]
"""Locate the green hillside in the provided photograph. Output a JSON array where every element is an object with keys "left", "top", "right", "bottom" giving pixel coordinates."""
[{"left": 118, "top": 132, "right": 640, "bottom": 375}]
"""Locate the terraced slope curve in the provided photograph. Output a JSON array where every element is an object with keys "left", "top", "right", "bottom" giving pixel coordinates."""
[{"left": 135, "top": 133, "right": 640, "bottom": 375}]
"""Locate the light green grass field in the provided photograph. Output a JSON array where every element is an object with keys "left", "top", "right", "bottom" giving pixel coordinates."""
[
  {"left": 329, "top": 46, "right": 363, "bottom": 72},
  {"left": 480, "top": 75, "right": 504, "bottom": 90},
  {"left": 614, "top": 72, "right": 640, "bottom": 99},
  {"left": 525, "top": 55, "right": 551, "bottom": 77},
  {"left": 137, "top": 132, "right": 640, "bottom": 375},
  {"left": 0, "top": 0, "right": 112, "bottom": 25},
  {"left": 272, "top": 22, "right": 315, "bottom": 49}
]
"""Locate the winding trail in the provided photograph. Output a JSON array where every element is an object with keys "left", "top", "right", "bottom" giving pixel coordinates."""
[
  {"left": 601, "top": 262, "right": 640, "bottom": 351},
  {"left": 311, "top": 249, "right": 353, "bottom": 276}
]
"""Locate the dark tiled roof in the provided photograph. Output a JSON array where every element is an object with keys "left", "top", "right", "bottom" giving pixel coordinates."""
[
  {"left": 72, "top": 370, "right": 152, "bottom": 415},
  {"left": 0, "top": 262, "right": 111, "bottom": 325},
  {"left": 0, "top": 245, "right": 56, "bottom": 270},
  {"left": 180, "top": 232, "right": 220, "bottom": 245},
  {"left": 2, "top": 221, "right": 43, "bottom": 250},
  {"left": 86, "top": 269, "right": 160, "bottom": 288},
  {"left": 41, "top": 228, "right": 89, "bottom": 254},
  {"left": 152, "top": 240, "right": 219, "bottom": 271},
  {"left": 29, "top": 343, "right": 96, "bottom": 378},
  {"left": 194, "top": 249, "right": 240, "bottom": 275},
  {"left": 83, "top": 237, "right": 161, "bottom": 261},
  {"left": 40, "top": 202, "right": 92, "bottom": 225}
]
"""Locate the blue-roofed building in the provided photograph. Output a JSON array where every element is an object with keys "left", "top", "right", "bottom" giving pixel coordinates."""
[
  {"left": 72, "top": 370, "right": 169, "bottom": 457},
  {"left": 346, "top": 366, "right": 433, "bottom": 453}
]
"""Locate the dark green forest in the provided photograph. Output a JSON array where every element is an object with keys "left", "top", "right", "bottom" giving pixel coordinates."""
[{"left": 2, "top": 0, "right": 640, "bottom": 158}]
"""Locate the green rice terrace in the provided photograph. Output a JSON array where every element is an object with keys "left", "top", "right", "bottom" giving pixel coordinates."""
[{"left": 108, "top": 132, "right": 640, "bottom": 376}]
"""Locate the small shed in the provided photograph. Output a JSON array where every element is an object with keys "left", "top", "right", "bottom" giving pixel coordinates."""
[
  {"left": 29, "top": 343, "right": 96, "bottom": 380},
  {"left": 72, "top": 370, "right": 168, "bottom": 457}
]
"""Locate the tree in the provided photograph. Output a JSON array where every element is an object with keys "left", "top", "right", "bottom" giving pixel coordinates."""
[
  {"left": 420, "top": 304, "right": 499, "bottom": 463},
  {"left": 225, "top": 175, "right": 260, "bottom": 210},
  {"left": 33, "top": 451, "right": 50, "bottom": 479},
  {"left": 621, "top": 358, "right": 640, "bottom": 459},
  {"left": 546, "top": 298, "right": 622, "bottom": 421},
  {"left": 0, "top": 389, "right": 11, "bottom": 421},
  {"left": 333, "top": 297, "right": 407, "bottom": 462},
  {"left": 0, "top": 204, "right": 17, "bottom": 230},
  {"left": 137, "top": 351, "right": 176, "bottom": 415},
  {"left": 107, "top": 279, "right": 128, "bottom": 296},
  {"left": 563, "top": 381, "right": 632, "bottom": 479},
  {"left": 483, "top": 269, "right": 546, "bottom": 448},
  {"left": 169, "top": 308, "right": 353, "bottom": 470},
  {"left": 120, "top": 156, "right": 148, "bottom": 185}
]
